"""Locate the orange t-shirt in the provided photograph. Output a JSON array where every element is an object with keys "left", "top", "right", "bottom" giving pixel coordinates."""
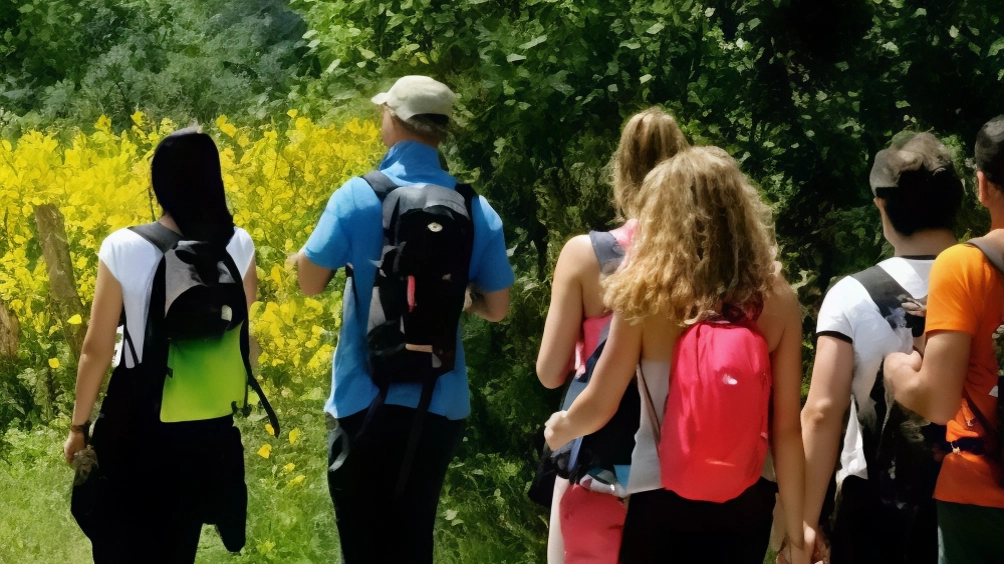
[{"left": 925, "top": 244, "right": 1004, "bottom": 508}]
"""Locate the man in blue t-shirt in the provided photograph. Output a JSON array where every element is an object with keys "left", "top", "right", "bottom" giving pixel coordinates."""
[{"left": 296, "top": 75, "right": 514, "bottom": 563}]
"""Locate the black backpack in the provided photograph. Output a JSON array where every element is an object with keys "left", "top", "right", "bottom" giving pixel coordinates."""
[
  {"left": 843, "top": 264, "right": 945, "bottom": 542},
  {"left": 75, "top": 222, "right": 279, "bottom": 552},
  {"left": 114, "top": 222, "right": 279, "bottom": 433},
  {"left": 529, "top": 230, "right": 639, "bottom": 505},
  {"left": 349, "top": 171, "right": 475, "bottom": 494}
]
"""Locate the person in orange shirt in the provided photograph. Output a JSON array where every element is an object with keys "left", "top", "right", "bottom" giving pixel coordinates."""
[{"left": 885, "top": 115, "right": 1004, "bottom": 564}]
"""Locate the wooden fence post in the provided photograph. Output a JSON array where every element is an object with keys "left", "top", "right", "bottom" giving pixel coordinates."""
[
  {"left": 0, "top": 298, "right": 18, "bottom": 359},
  {"left": 35, "top": 204, "right": 87, "bottom": 362}
]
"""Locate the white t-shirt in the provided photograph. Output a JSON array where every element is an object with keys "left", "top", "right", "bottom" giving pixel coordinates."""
[
  {"left": 815, "top": 256, "right": 934, "bottom": 484},
  {"left": 98, "top": 226, "right": 255, "bottom": 367}
]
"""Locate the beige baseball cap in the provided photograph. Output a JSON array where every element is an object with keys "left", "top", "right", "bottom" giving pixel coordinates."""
[{"left": 370, "top": 76, "right": 457, "bottom": 121}]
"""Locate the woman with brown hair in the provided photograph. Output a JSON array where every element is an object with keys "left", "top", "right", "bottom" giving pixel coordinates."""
[
  {"left": 545, "top": 147, "right": 811, "bottom": 563},
  {"left": 536, "top": 107, "right": 687, "bottom": 563}
]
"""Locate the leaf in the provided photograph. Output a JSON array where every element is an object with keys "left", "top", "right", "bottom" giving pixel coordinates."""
[
  {"left": 518, "top": 35, "right": 547, "bottom": 50},
  {"left": 289, "top": 427, "right": 301, "bottom": 445},
  {"left": 506, "top": 53, "right": 526, "bottom": 63},
  {"left": 645, "top": 23, "right": 665, "bottom": 35},
  {"left": 67, "top": 314, "right": 82, "bottom": 325},
  {"left": 990, "top": 38, "right": 1004, "bottom": 57},
  {"left": 949, "top": 26, "right": 959, "bottom": 39},
  {"left": 639, "top": 74, "right": 653, "bottom": 84},
  {"left": 445, "top": 509, "right": 458, "bottom": 520},
  {"left": 257, "top": 444, "right": 271, "bottom": 459}
]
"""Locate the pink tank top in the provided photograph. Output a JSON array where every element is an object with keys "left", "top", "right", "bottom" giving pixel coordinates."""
[{"left": 572, "top": 220, "right": 636, "bottom": 375}]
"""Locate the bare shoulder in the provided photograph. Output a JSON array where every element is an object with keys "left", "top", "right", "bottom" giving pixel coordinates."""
[
  {"left": 766, "top": 266, "right": 798, "bottom": 311},
  {"left": 555, "top": 234, "right": 599, "bottom": 276},
  {"left": 757, "top": 264, "right": 800, "bottom": 349}
]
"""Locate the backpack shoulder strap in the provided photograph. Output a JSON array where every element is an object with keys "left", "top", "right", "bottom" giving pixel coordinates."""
[
  {"left": 588, "top": 230, "right": 626, "bottom": 275},
  {"left": 129, "top": 222, "right": 182, "bottom": 253},
  {"left": 362, "top": 170, "right": 400, "bottom": 202},
  {"left": 455, "top": 183, "right": 477, "bottom": 220},
  {"left": 850, "top": 261, "right": 923, "bottom": 336},
  {"left": 967, "top": 236, "right": 1004, "bottom": 275}
]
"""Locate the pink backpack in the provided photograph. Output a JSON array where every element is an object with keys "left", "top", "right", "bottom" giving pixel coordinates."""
[{"left": 658, "top": 305, "right": 771, "bottom": 502}]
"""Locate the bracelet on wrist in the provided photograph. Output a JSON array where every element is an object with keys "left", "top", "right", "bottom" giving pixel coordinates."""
[{"left": 70, "top": 421, "right": 90, "bottom": 435}]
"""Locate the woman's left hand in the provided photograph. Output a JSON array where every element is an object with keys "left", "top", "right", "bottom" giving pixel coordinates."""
[
  {"left": 63, "top": 431, "right": 85, "bottom": 465},
  {"left": 544, "top": 411, "right": 572, "bottom": 451}
]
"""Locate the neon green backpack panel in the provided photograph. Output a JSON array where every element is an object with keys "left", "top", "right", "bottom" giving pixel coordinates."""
[{"left": 161, "top": 324, "right": 247, "bottom": 423}]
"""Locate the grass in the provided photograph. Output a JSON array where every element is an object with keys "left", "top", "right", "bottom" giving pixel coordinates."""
[
  {"left": 0, "top": 410, "right": 548, "bottom": 563},
  {"left": 1, "top": 420, "right": 781, "bottom": 564}
]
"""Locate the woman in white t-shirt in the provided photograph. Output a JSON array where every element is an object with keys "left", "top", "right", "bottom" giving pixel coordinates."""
[{"left": 62, "top": 126, "right": 258, "bottom": 563}]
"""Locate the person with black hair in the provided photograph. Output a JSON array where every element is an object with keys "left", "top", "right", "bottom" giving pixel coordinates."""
[
  {"left": 801, "top": 132, "right": 962, "bottom": 564},
  {"left": 885, "top": 116, "right": 1004, "bottom": 563},
  {"left": 63, "top": 126, "right": 259, "bottom": 563}
]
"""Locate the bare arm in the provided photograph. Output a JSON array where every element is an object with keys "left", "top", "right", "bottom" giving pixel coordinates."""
[
  {"left": 544, "top": 313, "right": 641, "bottom": 450},
  {"left": 244, "top": 255, "right": 259, "bottom": 310},
  {"left": 536, "top": 236, "right": 591, "bottom": 389},
  {"left": 63, "top": 261, "right": 122, "bottom": 463},
  {"left": 767, "top": 282, "right": 808, "bottom": 555},
  {"left": 296, "top": 250, "right": 334, "bottom": 296},
  {"left": 466, "top": 287, "right": 510, "bottom": 322},
  {"left": 885, "top": 330, "right": 970, "bottom": 424},
  {"left": 801, "top": 336, "right": 853, "bottom": 537}
]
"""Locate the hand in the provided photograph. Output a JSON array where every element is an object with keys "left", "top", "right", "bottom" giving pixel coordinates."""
[
  {"left": 884, "top": 349, "right": 922, "bottom": 376},
  {"left": 544, "top": 411, "right": 572, "bottom": 451},
  {"left": 63, "top": 431, "right": 86, "bottom": 465},
  {"left": 807, "top": 523, "right": 830, "bottom": 564},
  {"left": 776, "top": 523, "right": 825, "bottom": 564}
]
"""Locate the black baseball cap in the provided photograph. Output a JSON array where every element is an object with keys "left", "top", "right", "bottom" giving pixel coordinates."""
[{"left": 869, "top": 132, "right": 957, "bottom": 196}]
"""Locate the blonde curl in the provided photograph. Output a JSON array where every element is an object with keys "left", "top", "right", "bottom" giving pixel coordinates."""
[
  {"left": 604, "top": 146, "right": 778, "bottom": 323},
  {"left": 612, "top": 107, "right": 689, "bottom": 219}
]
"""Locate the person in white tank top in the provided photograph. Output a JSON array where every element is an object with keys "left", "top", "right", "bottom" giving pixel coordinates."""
[{"left": 545, "top": 147, "right": 813, "bottom": 564}]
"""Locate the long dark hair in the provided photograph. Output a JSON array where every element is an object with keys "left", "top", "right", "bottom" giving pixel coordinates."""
[{"left": 151, "top": 126, "right": 235, "bottom": 245}]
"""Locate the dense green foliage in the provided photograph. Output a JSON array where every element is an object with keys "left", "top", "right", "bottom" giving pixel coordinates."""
[
  {"left": 294, "top": 0, "right": 1004, "bottom": 469},
  {"left": 0, "top": 0, "right": 313, "bottom": 131},
  {"left": 1, "top": 0, "right": 1003, "bottom": 561}
]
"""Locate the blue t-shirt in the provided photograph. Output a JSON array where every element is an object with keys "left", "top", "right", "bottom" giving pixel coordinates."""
[{"left": 304, "top": 141, "right": 515, "bottom": 420}]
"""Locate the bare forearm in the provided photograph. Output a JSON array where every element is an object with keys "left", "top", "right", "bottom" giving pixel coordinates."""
[
  {"left": 801, "top": 407, "right": 844, "bottom": 527},
  {"left": 71, "top": 351, "right": 111, "bottom": 425},
  {"left": 773, "top": 426, "right": 807, "bottom": 548}
]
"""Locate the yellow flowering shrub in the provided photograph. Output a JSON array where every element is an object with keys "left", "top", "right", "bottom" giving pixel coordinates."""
[{"left": 0, "top": 112, "right": 383, "bottom": 418}]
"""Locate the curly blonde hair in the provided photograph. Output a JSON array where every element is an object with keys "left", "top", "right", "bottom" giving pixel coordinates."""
[
  {"left": 604, "top": 146, "right": 778, "bottom": 323},
  {"left": 612, "top": 107, "right": 689, "bottom": 218}
]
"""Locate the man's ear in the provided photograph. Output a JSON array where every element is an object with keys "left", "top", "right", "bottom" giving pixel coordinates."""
[{"left": 977, "top": 171, "right": 991, "bottom": 207}]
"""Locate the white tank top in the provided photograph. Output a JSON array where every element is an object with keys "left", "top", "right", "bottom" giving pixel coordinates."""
[{"left": 628, "top": 359, "right": 670, "bottom": 494}]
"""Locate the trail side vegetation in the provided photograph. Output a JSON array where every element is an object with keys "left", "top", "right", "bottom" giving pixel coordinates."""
[{"left": 1, "top": 0, "right": 1003, "bottom": 561}]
